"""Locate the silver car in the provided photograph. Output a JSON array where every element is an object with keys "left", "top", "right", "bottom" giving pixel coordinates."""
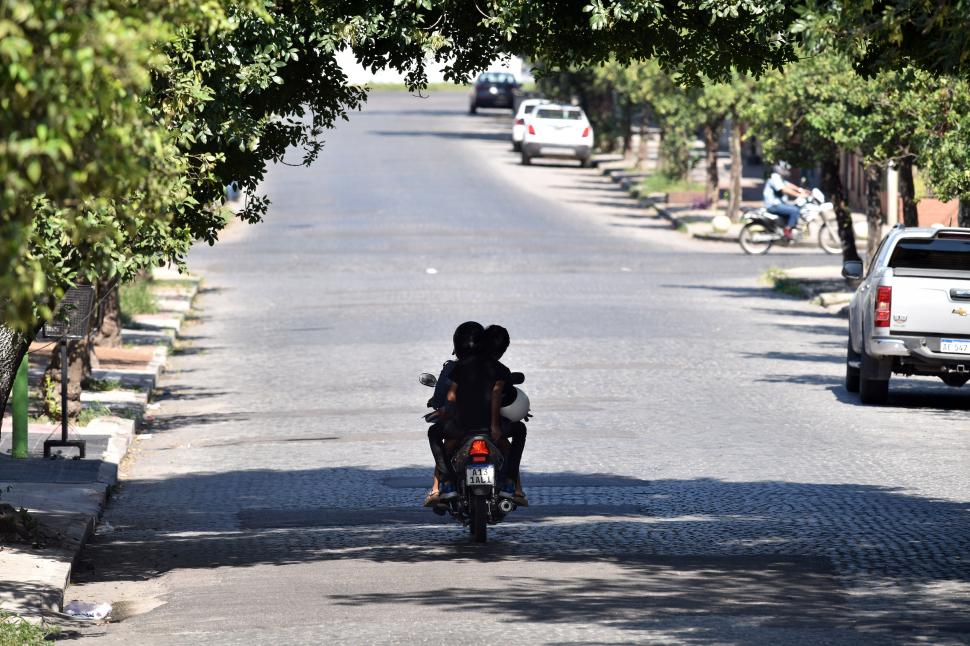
[{"left": 844, "top": 225, "right": 970, "bottom": 404}]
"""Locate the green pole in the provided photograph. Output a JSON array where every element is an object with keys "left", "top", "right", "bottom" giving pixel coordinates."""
[{"left": 12, "top": 353, "right": 28, "bottom": 459}]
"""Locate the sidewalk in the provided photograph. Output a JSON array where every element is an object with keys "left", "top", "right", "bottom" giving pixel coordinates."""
[
  {"left": 0, "top": 268, "right": 200, "bottom": 623},
  {"left": 593, "top": 160, "right": 859, "bottom": 318},
  {"left": 596, "top": 160, "right": 869, "bottom": 246}
]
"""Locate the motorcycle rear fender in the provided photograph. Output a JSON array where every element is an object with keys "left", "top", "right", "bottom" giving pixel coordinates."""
[{"left": 749, "top": 213, "right": 783, "bottom": 228}]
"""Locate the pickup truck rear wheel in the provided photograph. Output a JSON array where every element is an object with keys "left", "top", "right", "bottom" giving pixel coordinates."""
[
  {"left": 859, "top": 349, "right": 889, "bottom": 404},
  {"left": 845, "top": 338, "right": 860, "bottom": 393}
]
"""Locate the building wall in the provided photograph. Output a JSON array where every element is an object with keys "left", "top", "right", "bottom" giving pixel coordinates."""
[{"left": 839, "top": 150, "right": 960, "bottom": 226}]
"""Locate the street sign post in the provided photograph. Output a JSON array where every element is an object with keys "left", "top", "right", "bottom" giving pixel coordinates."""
[{"left": 40, "top": 286, "right": 96, "bottom": 459}]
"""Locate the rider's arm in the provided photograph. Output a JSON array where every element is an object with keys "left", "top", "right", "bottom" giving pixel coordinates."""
[
  {"left": 436, "top": 382, "right": 458, "bottom": 420},
  {"left": 490, "top": 380, "right": 505, "bottom": 441},
  {"left": 782, "top": 181, "right": 809, "bottom": 197}
]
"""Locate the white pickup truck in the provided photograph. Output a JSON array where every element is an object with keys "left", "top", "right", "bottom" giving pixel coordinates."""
[{"left": 844, "top": 226, "right": 970, "bottom": 404}]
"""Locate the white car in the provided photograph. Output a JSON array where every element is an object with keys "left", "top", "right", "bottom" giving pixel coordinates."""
[
  {"left": 520, "top": 104, "right": 593, "bottom": 167},
  {"left": 844, "top": 225, "right": 970, "bottom": 404},
  {"left": 511, "top": 99, "right": 550, "bottom": 152}
]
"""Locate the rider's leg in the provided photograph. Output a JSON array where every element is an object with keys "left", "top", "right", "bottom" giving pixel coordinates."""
[
  {"left": 427, "top": 423, "right": 455, "bottom": 482},
  {"left": 507, "top": 422, "right": 527, "bottom": 496},
  {"left": 767, "top": 203, "right": 800, "bottom": 237}
]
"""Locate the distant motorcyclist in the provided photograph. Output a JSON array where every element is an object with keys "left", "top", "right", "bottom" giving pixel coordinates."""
[{"left": 763, "top": 161, "right": 810, "bottom": 240}]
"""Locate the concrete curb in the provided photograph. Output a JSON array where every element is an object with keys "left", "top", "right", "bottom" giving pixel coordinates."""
[
  {"left": 0, "top": 418, "right": 133, "bottom": 616},
  {"left": 0, "top": 275, "right": 200, "bottom": 620}
]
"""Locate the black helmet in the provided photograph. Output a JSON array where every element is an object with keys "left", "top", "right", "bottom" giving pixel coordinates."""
[
  {"left": 453, "top": 321, "right": 484, "bottom": 359},
  {"left": 484, "top": 324, "right": 510, "bottom": 360}
]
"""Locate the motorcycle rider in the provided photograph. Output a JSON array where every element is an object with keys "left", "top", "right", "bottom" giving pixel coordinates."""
[
  {"left": 424, "top": 321, "right": 483, "bottom": 506},
  {"left": 483, "top": 324, "right": 528, "bottom": 506},
  {"left": 426, "top": 322, "right": 511, "bottom": 506},
  {"left": 763, "top": 161, "right": 810, "bottom": 240}
]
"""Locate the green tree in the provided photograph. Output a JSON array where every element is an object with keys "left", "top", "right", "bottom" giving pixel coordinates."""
[
  {"left": 801, "top": 0, "right": 970, "bottom": 80},
  {"left": 742, "top": 55, "right": 863, "bottom": 262}
]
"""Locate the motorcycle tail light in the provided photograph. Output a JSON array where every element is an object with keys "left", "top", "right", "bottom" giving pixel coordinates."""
[
  {"left": 875, "top": 286, "right": 892, "bottom": 327},
  {"left": 470, "top": 439, "right": 489, "bottom": 457}
]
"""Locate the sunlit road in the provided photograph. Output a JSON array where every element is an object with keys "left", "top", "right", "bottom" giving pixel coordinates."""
[{"left": 71, "top": 92, "right": 969, "bottom": 645}]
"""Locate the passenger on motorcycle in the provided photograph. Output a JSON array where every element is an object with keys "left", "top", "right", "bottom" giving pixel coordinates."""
[
  {"left": 483, "top": 325, "right": 528, "bottom": 506},
  {"left": 424, "top": 321, "right": 511, "bottom": 506},
  {"left": 763, "top": 161, "right": 810, "bottom": 240}
]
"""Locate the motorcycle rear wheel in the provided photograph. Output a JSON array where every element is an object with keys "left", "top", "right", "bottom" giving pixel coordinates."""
[
  {"left": 818, "top": 222, "right": 841, "bottom": 255},
  {"left": 471, "top": 494, "right": 487, "bottom": 543},
  {"left": 739, "top": 222, "right": 774, "bottom": 255}
]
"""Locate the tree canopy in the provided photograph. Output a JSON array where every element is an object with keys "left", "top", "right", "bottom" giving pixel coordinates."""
[{"left": 5, "top": 0, "right": 970, "bottom": 335}]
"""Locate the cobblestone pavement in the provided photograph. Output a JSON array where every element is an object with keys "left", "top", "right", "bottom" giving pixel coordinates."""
[{"left": 68, "top": 93, "right": 969, "bottom": 645}]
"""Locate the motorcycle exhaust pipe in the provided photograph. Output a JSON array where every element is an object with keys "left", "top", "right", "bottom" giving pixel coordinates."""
[{"left": 498, "top": 499, "right": 516, "bottom": 513}]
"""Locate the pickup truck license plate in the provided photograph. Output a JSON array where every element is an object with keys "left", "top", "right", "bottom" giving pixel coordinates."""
[
  {"left": 941, "top": 338, "right": 970, "bottom": 354},
  {"left": 466, "top": 465, "right": 494, "bottom": 486}
]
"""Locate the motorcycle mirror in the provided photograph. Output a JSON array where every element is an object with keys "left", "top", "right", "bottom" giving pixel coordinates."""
[
  {"left": 419, "top": 373, "right": 437, "bottom": 387},
  {"left": 842, "top": 260, "right": 864, "bottom": 280},
  {"left": 510, "top": 372, "right": 525, "bottom": 385}
]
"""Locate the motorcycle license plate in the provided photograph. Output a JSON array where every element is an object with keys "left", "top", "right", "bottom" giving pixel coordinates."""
[
  {"left": 941, "top": 338, "right": 970, "bottom": 354},
  {"left": 466, "top": 465, "right": 495, "bottom": 486}
]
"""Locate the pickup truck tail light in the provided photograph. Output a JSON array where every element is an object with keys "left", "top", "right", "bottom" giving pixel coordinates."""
[
  {"left": 582, "top": 127, "right": 590, "bottom": 137},
  {"left": 527, "top": 124, "right": 535, "bottom": 135},
  {"left": 874, "top": 286, "right": 892, "bottom": 327}
]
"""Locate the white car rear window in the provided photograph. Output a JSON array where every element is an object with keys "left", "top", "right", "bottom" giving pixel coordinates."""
[{"left": 535, "top": 108, "right": 583, "bottom": 120}]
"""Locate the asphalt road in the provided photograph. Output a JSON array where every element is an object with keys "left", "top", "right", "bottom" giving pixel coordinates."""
[{"left": 70, "top": 92, "right": 969, "bottom": 645}]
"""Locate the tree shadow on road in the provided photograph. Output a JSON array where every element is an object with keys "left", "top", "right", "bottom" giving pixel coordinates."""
[
  {"left": 71, "top": 469, "right": 970, "bottom": 642},
  {"left": 369, "top": 129, "right": 509, "bottom": 142}
]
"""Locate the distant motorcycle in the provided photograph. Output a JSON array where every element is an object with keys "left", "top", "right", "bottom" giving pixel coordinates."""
[
  {"left": 418, "top": 371, "right": 529, "bottom": 543},
  {"left": 738, "top": 188, "right": 841, "bottom": 255}
]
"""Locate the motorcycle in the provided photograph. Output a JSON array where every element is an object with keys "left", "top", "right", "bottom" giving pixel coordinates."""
[
  {"left": 418, "top": 371, "right": 529, "bottom": 543},
  {"left": 738, "top": 187, "right": 842, "bottom": 255}
]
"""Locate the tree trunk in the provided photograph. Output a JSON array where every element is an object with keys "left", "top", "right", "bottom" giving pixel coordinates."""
[
  {"left": 820, "top": 154, "right": 862, "bottom": 263},
  {"left": 703, "top": 121, "right": 722, "bottom": 207},
  {"left": 898, "top": 156, "right": 919, "bottom": 227},
  {"left": 95, "top": 280, "right": 122, "bottom": 347},
  {"left": 727, "top": 118, "right": 743, "bottom": 221},
  {"left": 43, "top": 337, "right": 90, "bottom": 421},
  {"left": 635, "top": 107, "right": 650, "bottom": 170},
  {"left": 621, "top": 98, "right": 633, "bottom": 157},
  {"left": 960, "top": 197, "right": 970, "bottom": 228},
  {"left": 865, "top": 164, "right": 885, "bottom": 265},
  {"left": 0, "top": 325, "right": 31, "bottom": 424}
]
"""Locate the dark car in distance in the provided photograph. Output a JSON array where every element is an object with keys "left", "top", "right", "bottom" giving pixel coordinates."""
[{"left": 469, "top": 72, "right": 519, "bottom": 114}]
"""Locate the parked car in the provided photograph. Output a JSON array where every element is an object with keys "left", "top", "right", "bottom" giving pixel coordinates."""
[
  {"left": 520, "top": 104, "right": 593, "bottom": 167},
  {"left": 469, "top": 72, "right": 518, "bottom": 114},
  {"left": 511, "top": 98, "right": 550, "bottom": 151},
  {"left": 844, "top": 225, "right": 970, "bottom": 404}
]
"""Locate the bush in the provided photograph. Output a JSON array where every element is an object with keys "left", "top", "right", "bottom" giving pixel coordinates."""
[
  {"left": 640, "top": 175, "right": 705, "bottom": 195},
  {"left": 0, "top": 612, "right": 58, "bottom": 646},
  {"left": 120, "top": 279, "right": 158, "bottom": 325}
]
